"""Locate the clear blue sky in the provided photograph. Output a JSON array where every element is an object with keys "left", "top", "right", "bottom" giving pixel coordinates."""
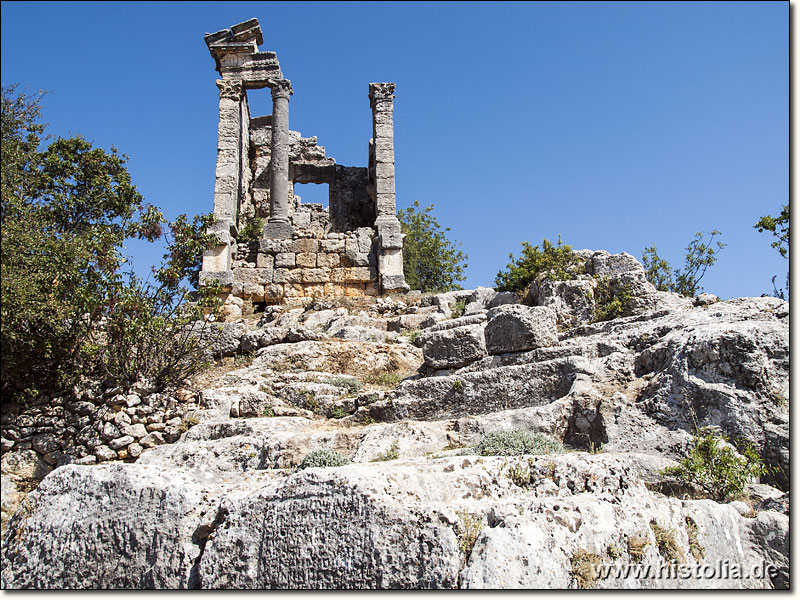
[{"left": 1, "top": 1, "right": 788, "bottom": 299}]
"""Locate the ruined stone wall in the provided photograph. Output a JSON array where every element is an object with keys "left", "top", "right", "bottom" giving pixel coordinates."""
[
  {"left": 229, "top": 227, "right": 379, "bottom": 310},
  {"left": 200, "top": 19, "right": 407, "bottom": 318}
]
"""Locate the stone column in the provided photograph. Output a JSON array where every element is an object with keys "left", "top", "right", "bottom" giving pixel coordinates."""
[
  {"left": 263, "top": 78, "right": 294, "bottom": 239},
  {"left": 369, "top": 82, "right": 408, "bottom": 293},
  {"left": 200, "top": 78, "right": 244, "bottom": 278}
]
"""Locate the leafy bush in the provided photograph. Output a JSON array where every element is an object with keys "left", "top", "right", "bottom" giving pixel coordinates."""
[
  {"left": 754, "top": 204, "right": 789, "bottom": 299},
  {"left": 642, "top": 230, "right": 725, "bottom": 297},
  {"left": 450, "top": 299, "right": 467, "bottom": 319},
  {"left": 495, "top": 236, "right": 582, "bottom": 294},
  {"left": 330, "top": 376, "right": 362, "bottom": 395},
  {"left": 398, "top": 200, "right": 467, "bottom": 292},
  {"left": 660, "top": 428, "right": 770, "bottom": 502},
  {"left": 237, "top": 214, "right": 264, "bottom": 243},
  {"left": 297, "top": 449, "right": 351, "bottom": 470},
  {"left": 593, "top": 278, "right": 634, "bottom": 322},
  {"left": 371, "top": 441, "right": 400, "bottom": 462},
  {"left": 1, "top": 85, "right": 221, "bottom": 402},
  {"left": 468, "top": 429, "right": 564, "bottom": 456}
]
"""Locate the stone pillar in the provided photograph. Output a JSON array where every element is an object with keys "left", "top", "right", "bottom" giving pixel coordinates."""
[
  {"left": 200, "top": 79, "right": 244, "bottom": 278},
  {"left": 369, "top": 82, "right": 408, "bottom": 293},
  {"left": 263, "top": 78, "right": 294, "bottom": 239}
]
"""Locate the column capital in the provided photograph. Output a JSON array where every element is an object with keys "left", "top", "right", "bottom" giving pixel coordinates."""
[
  {"left": 369, "top": 82, "right": 396, "bottom": 108},
  {"left": 270, "top": 78, "right": 293, "bottom": 100},
  {"left": 216, "top": 79, "right": 244, "bottom": 101}
]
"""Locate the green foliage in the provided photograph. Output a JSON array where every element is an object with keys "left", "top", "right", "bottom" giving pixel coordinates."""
[
  {"left": 754, "top": 204, "right": 789, "bottom": 298},
  {"left": 754, "top": 204, "right": 789, "bottom": 259},
  {"left": 297, "top": 449, "right": 351, "bottom": 470},
  {"left": 660, "top": 428, "right": 771, "bottom": 502},
  {"left": 495, "top": 236, "right": 581, "bottom": 294},
  {"left": 398, "top": 200, "right": 467, "bottom": 292},
  {"left": 330, "top": 376, "right": 362, "bottom": 395},
  {"left": 450, "top": 299, "right": 466, "bottom": 319},
  {"left": 451, "top": 379, "right": 464, "bottom": 392},
  {"left": 593, "top": 278, "right": 634, "bottom": 322},
  {"left": 371, "top": 440, "right": 400, "bottom": 462},
  {"left": 363, "top": 369, "right": 405, "bottom": 389},
  {"left": 468, "top": 429, "right": 564, "bottom": 457},
  {"left": 1, "top": 85, "right": 220, "bottom": 402},
  {"left": 262, "top": 404, "right": 274, "bottom": 417},
  {"left": 237, "top": 214, "right": 264, "bottom": 243},
  {"left": 328, "top": 406, "right": 348, "bottom": 419},
  {"left": 642, "top": 230, "right": 725, "bottom": 297},
  {"left": 457, "top": 510, "right": 483, "bottom": 557}
]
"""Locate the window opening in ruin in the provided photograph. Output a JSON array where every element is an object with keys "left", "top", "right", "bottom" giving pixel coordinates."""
[
  {"left": 293, "top": 182, "right": 329, "bottom": 209},
  {"left": 246, "top": 90, "right": 273, "bottom": 124}
]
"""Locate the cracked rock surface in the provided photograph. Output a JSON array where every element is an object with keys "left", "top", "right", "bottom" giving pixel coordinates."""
[{"left": 1, "top": 252, "right": 789, "bottom": 589}]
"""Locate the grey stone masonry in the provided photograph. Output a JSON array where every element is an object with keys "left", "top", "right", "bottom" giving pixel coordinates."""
[{"left": 200, "top": 19, "right": 410, "bottom": 314}]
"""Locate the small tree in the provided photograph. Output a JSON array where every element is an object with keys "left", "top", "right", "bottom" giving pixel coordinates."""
[
  {"left": 661, "top": 428, "right": 771, "bottom": 502},
  {"left": 754, "top": 204, "right": 789, "bottom": 299},
  {"left": 642, "top": 230, "right": 725, "bottom": 297},
  {"left": 398, "top": 200, "right": 467, "bottom": 292},
  {"left": 1, "top": 84, "right": 219, "bottom": 402}
]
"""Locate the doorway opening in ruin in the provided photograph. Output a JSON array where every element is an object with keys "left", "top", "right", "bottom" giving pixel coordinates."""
[{"left": 293, "top": 182, "right": 329, "bottom": 209}]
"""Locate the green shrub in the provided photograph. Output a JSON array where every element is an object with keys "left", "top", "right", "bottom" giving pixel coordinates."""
[
  {"left": 450, "top": 299, "right": 467, "bottom": 319},
  {"left": 328, "top": 406, "right": 348, "bottom": 419},
  {"left": 593, "top": 278, "right": 634, "bottom": 322},
  {"left": 457, "top": 510, "right": 483, "bottom": 557},
  {"left": 371, "top": 440, "right": 400, "bottom": 462},
  {"left": 237, "top": 215, "right": 264, "bottom": 243},
  {"left": 660, "top": 428, "right": 771, "bottom": 502},
  {"left": 468, "top": 429, "right": 564, "bottom": 456},
  {"left": 330, "top": 376, "right": 362, "bottom": 395},
  {"left": 1, "top": 85, "right": 221, "bottom": 402},
  {"left": 642, "top": 230, "right": 725, "bottom": 297},
  {"left": 297, "top": 449, "right": 351, "bottom": 470},
  {"left": 398, "top": 200, "right": 467, "bottom": 292},
  {"left": 495, "top": 236, "right": 582, "bottom": 294}
]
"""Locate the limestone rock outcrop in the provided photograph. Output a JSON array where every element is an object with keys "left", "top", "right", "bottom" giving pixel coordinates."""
[{"left": 1, "top": 251, "right": 789, "bottom": 589}]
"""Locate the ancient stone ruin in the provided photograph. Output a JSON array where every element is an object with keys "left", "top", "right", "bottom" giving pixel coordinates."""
[{"left": 198, "top": 19, "right": 408, "bottom": 320}]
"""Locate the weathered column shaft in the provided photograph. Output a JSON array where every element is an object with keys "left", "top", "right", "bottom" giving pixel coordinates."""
[
  {"left": 201, "top": 79, "right": 244, "bottom": 276},
  {"left": 268, "top": 79, "right": 292, "bottom": 221},
  {"left": 213, "top": 79, "right": 244, "bottom": 227},
  {"left": 369, "top": 83, "right": 397, "bottom": 220},
  {"left": 369, "top": 82, "right": 408, "bottom": 293}
]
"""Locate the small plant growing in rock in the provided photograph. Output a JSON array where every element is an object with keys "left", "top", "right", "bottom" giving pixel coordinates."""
[
  {"left": 407, "top": 330, "right": 420, "bottom": 345},
  {"left": 363, "top": 370, "right": 405, "bottom": 389},
  {"left": 233, "top": 351, "right": 256, "bottom": 368},
  {"left": 450, "top": 299, "right": 467, "bottom": 319},
  {"left": 685, "top": 517, "right": 704, "bottom": 561},
  {"left": 451, "top": 379, "right": 464, "bottom": 392},
  {"left": 237, "top": 215, "right": 264, "bottom": 242},
  {"left": 607, "top": 544, "right": 623, "bottom": 561},
  {"left": 330, "top": 376, "right": 362, "bottom": 395},
  {"left": 328, "top": 406, "right": 348, "bottom": 419},
  {"left": 570, "top": 549, "right": 601, "bottom": 589},
  {"left": 506, "top": 459, "right": 532, "bottom": 487},
  {"left": 649, "top": 521, "right": 685, "bottom": 564},
  {"left": 468, "top": 429, "right": 564, "bottom": 457},
  {"left": 297, "top": 449, "right": 351, "bottom": 471},
  {"left": 262, "top": 404, "right": 274, "bottom": 417},
  {"left": 178, "top": 414, "right": 200, "bottom": 433},
  {"left": 628, "top": 533, "right": 650, "bottom": 563},
  {"left": 593, "top": 278, "right": 634, "bottom": 322},
  {"left": 457, "top": 510, "right": 483, "bottom": 558},
  {"left": 660, "top": 428, "right": 771, "bottom": 502},
  {"left": 372, "top": 441, "right": 400, "bottom": 462}
]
